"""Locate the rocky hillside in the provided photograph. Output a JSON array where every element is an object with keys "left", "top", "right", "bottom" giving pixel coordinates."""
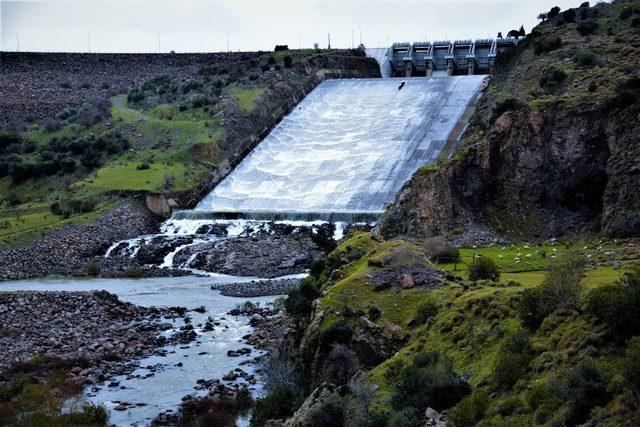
[
  {"left": 381, "top": 0, "right": 640, "bottom": 241},
  {"left": 250, "top": 230, "right": 640, "bottom": 427}
]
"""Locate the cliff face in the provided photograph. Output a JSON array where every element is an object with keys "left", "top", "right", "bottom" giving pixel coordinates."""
[{"left": 381, "top": 0, "right": 640, "bottom": 240}]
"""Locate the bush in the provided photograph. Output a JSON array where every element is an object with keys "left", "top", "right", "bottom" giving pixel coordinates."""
[
  {"left": 319, "top": 320, "right": 353, "bottom": 353},
  {"left": 85, "top": 261, "right": 99, "bottom": 277},
  {"left": 519, "top": 255, "right": 585, "bottom": 329},
  {"left": 577, "top": 20, "right": 599, "bottom": 35},
  {"left": 574, "top": 51, "right": 597, "bottom": 67},
  {"left": 392, "top": 350, "right": 470, "bottom": 412},
  {"left": 533, "top": 37, "right": 562, "bottom": 55},
  {"left": 623, "top": 337, "right": 640, "bottom": 397},
  {"left": 447, "top": 390, "right": 490, "bottom": 427},
  {"left": 137, "top": 162, "right": 150, "bottom": 170},
  {"left": 493, "top": 329, "right": 532, "bottom": 386},
  {"left": 50, "top": 197, "right": 98, "bottom": 218},
  {"left": 387, "top": 408, "right": 422, "bottom": 427},
  {"left": 517, "top": 288, "right": 547, "bottom": 329},
  {"left": 632, "top": 17, "right": 640, "bottom": 28},
  {"left": 539, "top": 254, "right": 585, "bottom": 312},
  {"left": 561, "top": 358, "right": 610, "bottom": 425},
  {"left": 284, "top": 276, "right": 319, "bottom": 323},
  {"left": 493, "top": 93, "right": 523, "bottom": 115},
  {"left": 585, "top": 266, "right": 640, "bottom": 339},
  {"left": 562, "top": 9, "right": 576, "bottom": 23},
  {"left": 367, "top": 306, "right": 381, "bottom": 321},
  {"left": 620, "top": 7, "right": 636, "bottom": 20},
  {"left": 539, "top": 68, "right": 568, "bottom": 89},
  {"left": 548, "top": 6, "right": 561, "bottom": 18},
  {"left": 0, "top": 132, "right": 22, "bottom": 152},
  {"left": 468, "top": 257, "right": 500, "bottom": 282},
  {"left": 274, "top": 45, "right": 289, "bottom": 52},
  {"left": 323, "top": 344, "right": 359, "bottom": 385},
  {"left": 80, "top": 147, "right": 101, "bottom": 170},
  {"left": 191, "top": 94, "right": 209, "bottom": 108},
  {"left": 414, "top": 297, "right": 439, "bottom": 325},
  {"left": 250, "top": 387, "right": 301, "bottom": 427},
  {"left": 283, "top": 55, "right": 293, "bottom": 68},
  {"left": 423, "top": 238, "right": 460, "bottom": 264}
]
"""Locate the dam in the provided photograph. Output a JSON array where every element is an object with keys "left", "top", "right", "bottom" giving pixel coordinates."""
[{"left": 174, "top": 75, "right": 487, "bottom": 223}]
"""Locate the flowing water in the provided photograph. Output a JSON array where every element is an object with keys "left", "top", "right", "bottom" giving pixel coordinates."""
[
  {"left": 193, "top": 76, "right": 487, "bottom": 218},
  {"left": 0, "top": 276, "right": 277, "bottom": 426}
]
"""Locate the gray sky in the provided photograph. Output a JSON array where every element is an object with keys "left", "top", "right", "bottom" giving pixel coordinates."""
[{"left": 1, "top": 0, "right": 596, "bottom": 53}]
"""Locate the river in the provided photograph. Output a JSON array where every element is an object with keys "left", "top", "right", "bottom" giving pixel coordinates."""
[{"left": 0, "top": 275, "right": 278, "bottom": 426}]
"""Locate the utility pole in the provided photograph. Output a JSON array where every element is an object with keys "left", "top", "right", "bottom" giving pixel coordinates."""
[
  {"left": 298, "top": 32, "right": 301, "bottom": 49},
  {"left": 357, "top": 26, "right": 362, "bottom": 45},
  {"left": 327, "top": 33, "right": 331, "bottom": 50},
  {"left": 226, "top": 33, "right": 230, "bottom": 52},
  {"left": 16, "top": 32, "right": 20, "bottom": 52},
  {"left": 158, "top": 34, "right": 161, "bottom": 52},
  {"left": 88, "top": 33, "right": 91, "bottom": 53},
  {"left": 351, "top": 28, "right": 354, "bottom": 48}
]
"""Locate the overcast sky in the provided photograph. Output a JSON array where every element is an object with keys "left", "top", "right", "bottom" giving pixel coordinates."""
[{"left": 1, "top": 0, "right": 599, "bottom": 53}]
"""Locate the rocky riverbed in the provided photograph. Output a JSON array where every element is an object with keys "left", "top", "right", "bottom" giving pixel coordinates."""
[
  {"left": 0, "top": 290, "right": 175, "bottom": 375},
  {"left": 210, "top": 277, "right": 301, "bottom": 297}
]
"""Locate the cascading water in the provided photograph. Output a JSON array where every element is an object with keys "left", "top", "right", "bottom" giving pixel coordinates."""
[{"left": 105, "top": 76, "right": 486, "bottom": 271}]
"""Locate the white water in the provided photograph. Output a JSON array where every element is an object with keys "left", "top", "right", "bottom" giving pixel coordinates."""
[
  {"left": 195, "top": 76, "right": 486, "bottom": 216},
  {"left": 0, "top": 276, "right": 277, "bottom": 426}
]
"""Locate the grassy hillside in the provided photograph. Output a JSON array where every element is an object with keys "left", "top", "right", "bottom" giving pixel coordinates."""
[{"left": 267, "top": 231, "right": 640, "bottom": 426}]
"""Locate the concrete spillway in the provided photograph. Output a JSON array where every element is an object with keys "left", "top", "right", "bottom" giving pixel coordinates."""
[{"left": 180, "top": 76, "right": 486, "bottom": 222}]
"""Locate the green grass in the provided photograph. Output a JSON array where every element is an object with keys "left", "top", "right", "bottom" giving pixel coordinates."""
[
  {"left": 0, "top": 198, "right": 121, "bottom": 248},
  {"left": 228, "top": 86, "right": 266, "bottom": 114},
  {"left": 71, "top": 162, "right": 191, "bottom": 193}
]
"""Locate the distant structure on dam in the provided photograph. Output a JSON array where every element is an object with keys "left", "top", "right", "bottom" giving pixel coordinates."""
[{"left": 372, "top": 38, "right": 519, "bottom": 78}]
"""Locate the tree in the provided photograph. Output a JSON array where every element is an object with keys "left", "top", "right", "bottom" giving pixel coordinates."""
[
  {"left": 539, "top": 254, "right": 585, "bottom": 314},
  {"left": 538, "top": 12, "right": 548, "bottom": 22},
  {"left": 507, "top": 30, "right": 521, "bottom": 39},
  {"left": 548, "top": 6, "right": 561, "bottom": 18},
  {"left": 519, "top": 25, "right": 526, "bottom": 37},
  {"left": 497, "top": 32, "right": 503, "bottom": 39}
]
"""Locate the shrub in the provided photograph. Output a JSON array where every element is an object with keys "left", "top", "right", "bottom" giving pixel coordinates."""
[
  {"left": 561, "top": 358, "right": 610, "bottom": 425},
  {"left": 539, "top": 68, "right": 568, "bottom": 89},
  {"left": 532, "top": 28, "right": 554, "bottom": 48},
  {"left": 414, "top": 297, "right": 439, "bottom": 325},
  {"left": 538, "top": 254, "right": 585, "bottom": 313},
  {"left": 367, "top": 306, "right": 381, "bottom": 321},
  {"left": 0, "top": 132, "right": 22, "bottom": 152},
  {"left": 80, "top": 147, "right": 101, "bottom": 170},
  {"left": 423, "top": 238, "right": 460, "bottom": 263},
  {"left": 284, "top": 276, "right": 319, "bottom": 323},
  {"left": 250, "top": 387, "right": 301, "bottom": 427},
  {"left": 274, "top": 45, "right": 289, "bottom": 51},
  {"left": 548, "top": 6, "right": 561, "bottom": 18},
  {"left": 191, "top": 94, "right": 208, "bottom": 108},
  {"left": 85, "top": 261, "right": 99, "bottom": 277},
  {"left": 517, "top": 288, "right": 547, "bottom": 330},
  {"left": 387, "top": 408, "right": 422, "bottom": 427},
  {"left": 623, "top": 337, "right": 640, "bottom": 397},
  {"left": 493, "top": 329, "right": 532, "bottom": 386},
  {"left": 50, "top": 197, "right": 98, "bottom": 218},
  {"left": 323, "top": 344, "right": 359, "bottom": 385},
  {"left": 585, "top": 266, "right": 640, "bottom": 338},
  {"left": 574, "top": 51, "right": 597, "bottom": 67},
  {"left": 447, "top": 390, "right": 490, "bottom": 427},
  {"left": 319, "top": 320, "right": 353, "bottom": 353},
  {"left": 562, "top": 9, "right": 576, "bottom": 23},
  {"left": 620, "top": 7, "right": 635, "bottom": 20},
  {"left": 392, "top": 350, "right": 470, "bottom": 412},
  {"left": 577, "top": 20, "right": 599, "bottom": 35},
  {"left": 632, "top": 17, "right": 640, "bottom": 28},
  {"left": 283, "top": 55, "right": 293, "bottom": 68},
  {"left": 137, "top": 162, "right": 150, "bottom": 170},
  {"left": 494, "top": 93, "right": 523, "bottom": 115},
  {"left": 468, "top": 257, "right": 500, "bottom": 282}
]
